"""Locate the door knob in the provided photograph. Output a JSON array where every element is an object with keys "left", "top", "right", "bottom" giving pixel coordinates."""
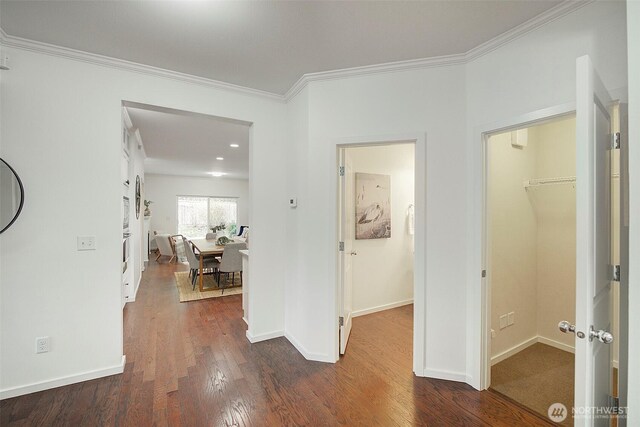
[
  {"left": 589, "top": 326, "right": 614, "bottom": 344},
  {"left": 558, "top": 321, "right": 575, "bottom": 333},
  {"left": 350, "top": 251, "right": 357, "bottom": 256},
  {"left": 559, "top": 321, "right": 586, "bottom": 339}
]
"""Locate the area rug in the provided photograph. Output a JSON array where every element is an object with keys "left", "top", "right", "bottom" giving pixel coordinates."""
[{"left": 174, "top": 271, "right": 242, "bottom": 302}]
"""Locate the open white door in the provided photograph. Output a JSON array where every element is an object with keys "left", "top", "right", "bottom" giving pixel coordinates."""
[
  {"left": 573, "top": 55, "right": 615, "bottom": 426},
  {"left": 338, "top": 149, "right": 355, "bottom": 354}
]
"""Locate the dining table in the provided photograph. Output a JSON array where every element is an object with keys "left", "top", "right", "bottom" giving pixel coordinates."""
[{"left": 189, "top": 238, "right": 225, "bottom": 292}]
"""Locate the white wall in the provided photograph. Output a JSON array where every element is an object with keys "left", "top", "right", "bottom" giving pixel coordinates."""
[
  {"left": 490, "top": 118, "right": 577, "bottom": 361},
  {"left": 347, "top": 144, "right": 414, "bottom": 316},
  {"left": 466, "top": 0, "right": 628, "bottom": 388},
  {"left": 488, "top": 131, "right": 538, "bottom": 358},
  {"left": 285, "top": 64, "right": 467, "bottom": 376},
  {"left": 0, "top": 45, "right": 286, "bottom": 398},
  {"left": 626, "top": 1, "right": 639, "bottom": 422},
  {"left": 0, "top": 0, "right": 633, "bottom": 402},
  {"left": 144, "top": 174, "right": 249, "bottom": 236},
  {"left": 533, "top": 119, "right": 576, "bottom": 350}
]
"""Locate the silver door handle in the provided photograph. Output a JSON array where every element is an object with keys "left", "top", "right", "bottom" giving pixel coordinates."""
[
  {"left": 558, "top": 321, "right": 575, "bottom": 333},
  {"left": 559, "top": 321, "right": 586, "bottom": 339},
  {"left": 589, "top": 326, "right": 614, "bottom": 344}
]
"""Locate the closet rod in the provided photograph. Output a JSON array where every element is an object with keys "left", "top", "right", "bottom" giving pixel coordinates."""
[{"left": 523, "top": 173, "right": 620, "bottom": 189}]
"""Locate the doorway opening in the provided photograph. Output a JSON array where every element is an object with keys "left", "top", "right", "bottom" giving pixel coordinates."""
[
  {"left": 486, "top": 114, "right": 577, "bottom": 421},
  {"left": 484, "top": 104, "right": 622, "bottom": 422},
  {"left": 337, "top": 142, "right": 416, "bottom": 370},
  {"left": 119, "top": 100, "right": 252, "bottom": 317}
]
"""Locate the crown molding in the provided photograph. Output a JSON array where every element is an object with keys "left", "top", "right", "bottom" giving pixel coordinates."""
[
  {"left": 284, "top": 0, "right": 592, "bottom": 101},
  {"left": 0, "top": 30, "right": 286, "bottom": 103},
  {"left": 464, "top": 0, "right": 593, "bottom": 61},
  {"left": 0, "top": 0, "right": 593, "bottom": 103},
  {"left": 284, "top": 53, "right": 467, "bottom": 100}
]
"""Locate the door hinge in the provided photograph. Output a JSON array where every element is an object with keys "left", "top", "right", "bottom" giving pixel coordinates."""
[
  {"left": 612, "top": 264, "right": 620, "bottom": 282},
  {"left": 339, "top": 166, "right": 345, "bottom": 177},
  {"left": 481, "top": 270, "right": 487, "bottom": 278},
  {"left": 608, "top": 395, "right": 620, "bottom": 412},
  {"left": 339, "top": 316, "right": 344, "bottom": 327},
  {"left": 339, "top": 241, "right": 345, "bottom": 251},
  {"left": 612, "top": 132, "right": 621, "bottom": 150}
]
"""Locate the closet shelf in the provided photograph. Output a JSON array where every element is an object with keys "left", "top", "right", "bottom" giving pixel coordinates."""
[{"left": 523, "top": 173, "right": 620, "bottom": 189}]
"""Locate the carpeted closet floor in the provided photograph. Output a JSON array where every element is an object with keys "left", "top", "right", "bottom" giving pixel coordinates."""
[{"left": 491, "top": 343, "right": 574, "bottom": 425}]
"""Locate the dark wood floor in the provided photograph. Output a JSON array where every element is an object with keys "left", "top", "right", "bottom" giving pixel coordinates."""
[{"left": 1, "top": 261, "right": 552, "bottom": 426}]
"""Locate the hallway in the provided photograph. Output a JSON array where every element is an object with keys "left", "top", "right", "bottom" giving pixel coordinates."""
[{"left": 1, "top": 262, "right": 552, "bottom": 426}]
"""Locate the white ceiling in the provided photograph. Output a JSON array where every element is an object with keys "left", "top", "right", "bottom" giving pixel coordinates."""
[
  {"left": 126, "top": 105, "right": 250, "bottom": 179},
  {"left": 1, "top": 0, "right": 563, "bottom": 95}
]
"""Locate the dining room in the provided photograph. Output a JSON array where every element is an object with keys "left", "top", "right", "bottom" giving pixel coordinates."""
[{"left": 125, "top": 101, "right": 251, "bottom": 313}]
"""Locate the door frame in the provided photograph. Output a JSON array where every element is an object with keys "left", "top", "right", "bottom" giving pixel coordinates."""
[
  {"left": 477, "top": 103, "right": 576, "bottom": 390},
  {"left": 332, "top": 133, "right": 426, "bottom": 375}
]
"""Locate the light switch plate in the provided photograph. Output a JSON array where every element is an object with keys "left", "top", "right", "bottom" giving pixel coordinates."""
[
  {"left": 508, "top": 312, "right": 515, "bottom": 326},
  {"left": 77, "top": 236, "right": 96, "bottom": 251}
]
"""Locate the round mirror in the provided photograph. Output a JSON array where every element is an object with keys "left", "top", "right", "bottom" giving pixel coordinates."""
[{"left": 0, "top": 158, "right": 25, "bottom": 234}]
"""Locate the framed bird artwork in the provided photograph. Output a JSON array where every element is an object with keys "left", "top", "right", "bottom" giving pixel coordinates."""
[{"left": 355, "top": 173, "right": 391, "bottom": 239}]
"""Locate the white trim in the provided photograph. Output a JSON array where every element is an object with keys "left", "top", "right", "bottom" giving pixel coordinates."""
[
  {"left": 537, "top": 336, "right": 575, "bottom": 354},
  {"left": 285, "top": 53, "right": 466, "bottom": 100},
  {"left": 0, "top": 355, "right": 126, "bottom": 400},
  {"left": 284, "top": 332, "right": 335, "bottom": 363},
  {"left": 245, "top": 329, "right": 283, "bottom": 343},
  {"left": 490, "top": 336, "right": 575, "bottom": 366},
  {"left": 331, "top": 133, "right": 426, "bottom": 378},
  {"left": 0, "top": 1, "right": 592, "bottom": 101},
  {"left": 127, "top": 274, "right": 142, "bottom": 303},
  {"left": 613, "top": 359, "right": 619, "bottom": 370},
  {"left": 464, "top": 0, "right": 592, "bottom": 61},
  {"left": 420, "top": 368, "right": 468, "bottom": 383},
  {"left": 491, "top": 336, "right": 539, "bottom": 366},
  {"left": 352, "top": 299, "right": 413, "bottom": 318},
  {"left": 0, "top": 32, "right": 284, "bottom": 102},
  {"left": 474, "top": 102, "right": 577, "bottom": 391},
  {"left": 285, "top": 1, "right": 591, "bottom": 100}
]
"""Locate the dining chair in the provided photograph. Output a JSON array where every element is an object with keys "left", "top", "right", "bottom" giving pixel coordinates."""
[
  {"left": 217, "top": 242, "right": 247, "bottom": 293},
  {"left": 155, "top": 234, "right": 176, "bottom": 263},
  {"left": 182, "top": 238, "right": 220, "bottom": 290}
]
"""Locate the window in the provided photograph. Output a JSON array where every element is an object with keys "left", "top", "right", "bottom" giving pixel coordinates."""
[{"left": 177, "top": 196, "right": 238, "bottom": 239}]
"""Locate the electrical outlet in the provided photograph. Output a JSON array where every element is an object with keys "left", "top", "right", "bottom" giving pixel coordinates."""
[
  {"left": 491, "top": 329, "right": 496, "bottom": 338},
  {"left": 508, "top": 311, "right": 515, "bottom": 326},
  {"left": 36, "top": 336, "right": 50, "bottom": 354},
  {"left": 499, "top": 314, "right": 508, "bottom": 329},
  {"left": 77, "top": 236, "right": 96, "bottom": 251}
]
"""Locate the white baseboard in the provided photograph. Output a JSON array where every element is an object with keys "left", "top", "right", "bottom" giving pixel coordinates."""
[
  {"left": 491, "top": 335, "right": 575, "bottom": 366},
  {"left": 421, "top": 368, "right": 468, "bottom": 382},
  {"left": 127, "top": 275, "right": 142, "bottom": 303},
  {"left": 245, "top": 329, "right": 283, "bottom": 343},
  {"left": 537, "top": 336, "right": 575, "bottom": 354},
  {"left": 352, "top": 299, "right": 413, "bottom": 318},
  {"left": 491, "top": 336, "right": 538, "bottom": 366},
  {"left": 0, "top": 355, "right": 126, "bottom": 400},
  {"left": 284, "top": 332, "right": 335, "bottom": 363}
]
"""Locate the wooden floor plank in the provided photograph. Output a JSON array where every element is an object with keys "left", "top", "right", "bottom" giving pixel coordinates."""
[{"left": 1, "top": 261, "right": 552, "bottom": 426}]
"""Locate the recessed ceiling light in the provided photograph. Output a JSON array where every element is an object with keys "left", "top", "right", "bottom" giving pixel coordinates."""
[
  {"left": 230, "top": 143, "right": 239, "bottom": 148},
  {"left": 216, "top": 157, "right": 224, "bottom": 160},
  {"left": 208, "top": 172, "right": 227, "bottom": 177}
]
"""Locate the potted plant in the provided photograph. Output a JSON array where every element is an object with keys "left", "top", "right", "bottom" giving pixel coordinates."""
[
  {"left": 144, "top": 200, "right": 153, "bottom": 216},
  {"left": 210, "top": 222, "right": 226, "bottom": 239}
]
